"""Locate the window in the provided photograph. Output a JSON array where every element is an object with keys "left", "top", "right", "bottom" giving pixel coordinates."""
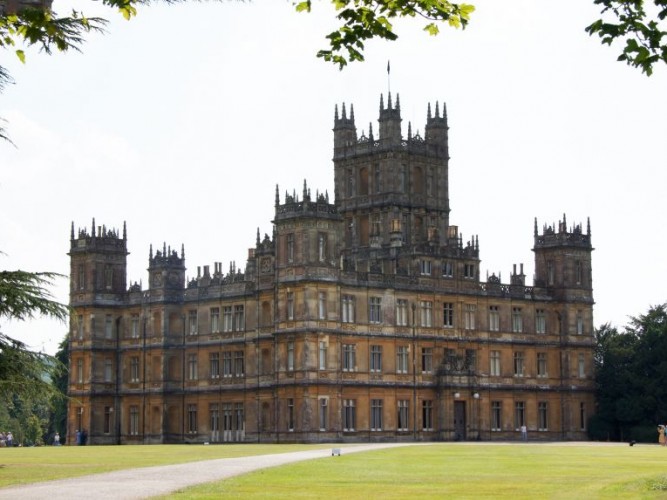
[
  {"left": 514, "top": 401, "right": 525, "bottom": 429},
  {"left": 76, "top": 358, "right": 83, "bottom": 383},
  {"left": 371, "top": 214, "right": 381, "bottom": 236},
  {"left": 575, "top": 260, "right": 582, "bottom": 285},
  {"left": 371, "top": 399, "right": 383, "bottom": 431},
  {"left": 287, "top": 233, "right": 294, "bottom": 263},
  {"left": 210, "top": 308, "right": 220, "bottom": 333},
  {"left": 397, "top": 346, "right": 408, "bottom": 374},
  {"left": 222, "top": 306, "right": 233, "bottom": 332},
  {"left": 535, "top": 309, "right": 546, "bottom": 334},
  {"left": 444, "top": 348, "right": 458, "bottom": 371},
  {"left": 537, "top": 352, "right": 547, "bottom": 377},
  {"left": 105, "top": 315, "right": 113, "bottom": 339},
  {"left": 318, "top": 234, "right": 327, "bottom": 262},
  {"left": 104, "top": 406, "right": 112, "bottom": 434},
  {"left": 538, "top": 401, "right": 548, "bottom": 431},
  {"left": 130, "top": 406, "right": 139, "bottom": 435},
  {"left": 578, "top": 353, "right": 585, "bottom": 378},
  {"left": 222, "top": 352, "right": 232, "bottom": 377},
  {"left": 233, "top": 305, "right": 244, "bottom": 331},
  {"left": 374, "top": 164, "right": 381, "bottom": 193},
  {"left": 492, "top": 401, "right": 502, "bottom": 431},
  {"left": 77, "top": 314, "right": 84, "bottom": 340},
  {"left": 422, "top": 348, "right": 433, "bottom": 373},
  {"left": 396, "top": 299, "right": 408, "bottom": 327},
  {"left": 347, "top": 169, "right": 354, "bottom": 197},
  {"left": 464, "top": 263, "right": 475, "bottom": 279},
  {"left": 104, "top": 358, "right": 113, "bottom": 383},
  {"left": 131, "top": 315, "right": 140, "bottom": 339},
  {"left": 399, "top": 165, "right": 407, "bottom": 193},
  {"left": 188, "top": 310, "right": 197, "bottom": 336},
  {"left": 287, "top": 341, "right": 295, "bottom": 371},
  {"left": 210, "top": 404, "right": 220, "bottom": 437},
  {"left": 234, "top": 351, "right": 245, "bottom": 376},
  {"left": 580, "top": 402, "right": 586, "bottom": 431},
  {"left": 397, "top": 400, "right": 409, "bottom": 431},
  {"left": 442, "top": 261, "right": 453, "bottom": 278},
  {"left": 187, "top": 404, "right": 197, "bottom": 434},
  {"left": 512, "top": 307, "right": 523, "bottom": 333},
  {"left": 369, "top": 297, "right": 382, "bottom": 324},
  {"left": 420, "top": 260, "right": 432, "bottom": 276},
  {"left": 287, "top": 292, "right": 295, "bottom": 320},
  {"left": 443, "top": 302, "right": 454, "bottom": 328},
  {"left": 370, "top": 345, "right": 382, "bottom": 373},
  {"left": 319, "top": 341, "right": 327, "bottom": 370},
  {"left": 318, "top": 292, "right": 326, "bottom": 320},
  {"left": 188, "top": 353, "right": 198, "bottom": 380},
  {"left": 287, "top": 398, "right": 295, "bottom": 431},
  {"left": 77, "top": 264, "right": 85, "bottom": 290},
  {"left": 319, "top": 398, "right": 328, "bottom": 431},
  {"left": 342, "top": 344, "right": 356, "bottom": 372},
  {"left": 489, "top": 306, "right": 500, "bottom": 332},
  {"left": 104, "top": 264, "right": 113, "bottom": 290},
  {"left": 513, "top": 351, "right": 525, "bottom": 377},
  {"left": 210, "top": 353, "right": 220, "bottom": 379},
  {"left": 547, "top": 260, "right": 555, "bottom": 285},
  {"left": 464, "top": 304, "right": 476, "bottom": 330},
  {"left": 343, "top": 399, "right": 356, "bottom": 431},
  {"left": 130, "top": 356, "right": 139, "bottom": 382},
  {"left": 465, "top": 349, "right": 477, "bottom": 372},
  {"left": 422, "top": 400, "right": 433, "bottom": 431},
  {"left": 420, "top": 301, "right": 433, "bottom": 327},
  {"left": 490, "top": 350, "right": 501, "bottom": 376},
  {"left": 576, "top": 312, "right": 584, "bottom": 335},
  {"left": 342, "top": 295, "right": 355, "bottom": 323}
]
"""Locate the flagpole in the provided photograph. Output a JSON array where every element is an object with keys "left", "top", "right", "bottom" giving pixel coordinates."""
[{"left": 387, "top": 60, "right": 391, "bottom": 96}]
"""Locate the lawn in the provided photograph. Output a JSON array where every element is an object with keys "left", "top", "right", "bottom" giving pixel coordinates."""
[{"left": 165, "top": 443, "right": 667, "bottom": 499}]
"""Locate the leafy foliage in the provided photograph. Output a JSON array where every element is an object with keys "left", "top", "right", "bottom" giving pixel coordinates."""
[{"left": 587, "top": 0, "right": 667, "bottom": 75}]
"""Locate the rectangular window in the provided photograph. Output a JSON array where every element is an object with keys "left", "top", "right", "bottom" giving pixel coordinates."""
[
  {"left": 130, "top": 356, "right": 139, "bottom": 382},
  {"left": 342, "top": 344, "right": 356, "bottom": 372},
  {"left": 396, "top": 299, "right": 408, "bottom": 327},
  {"left": 538, "top": 401, "right": 548, "bottom": 431},
  {"left": 515, "top": 401, "right": 525, "bottom": 429},
  {"left": 342, "top": 295, "right": 355, "bottom": 323},
  {"left": 420, "top": 301, "right": 433, "bottom": 327},
  {"left": 319, "top": 398, "right": 328, "bottom": 431},
  {"left": 318, "top": 291, "right": 327, "bottom": 320},
  {"left": 490, "top": 350, "right": 501, "bottom": 376},
  {"left": 422, "top": 347, "right": 433, "bottom": 373},
  {"left": 77, "top": 314, "right": 84, "bottom": 340},
  {"left": 319, "top": 341, "right": 327, "bottom": 370},
  {"left": 188, "top": 310, "right": 197, "bottom": 336},
  {"left": 288, "top": 398, "right": 295, "bottom": 431},
  {"left": 233, "top": 305, "right": 244, "bottom": 331},
  {"left": 210, "top": 307, "right": 220, "bottom": 333},
  {"left": 442, "top": 261, "right": 453, "bottom": 278},
  {"left": 187, "top": 404, "right": 197, "bottom": 434},
  {"left": 464, "top": 304, "right": 476, "bottom": 330},
  {"left": 234, "top": 351, "right": 244, "bottom": 376},
  {"left": 443, "top": 302, "right": 454, "bottom": 328},
  {"left": 371, "top": 399, "right": 383, "bottom": 431},
  {"left": 492, "top": 401, "right": 502, "bottom": 431},
  {"left": 512, "top": 307, "right": 523, "bottom": 333},
  {"left": 210, "top": 352, "right": 220, "bottom": 379},
  {"left": 343, "top": 399, "right": 356, "bottom": 431},
  {"left": 318, "top": 233, "right": 327, "bottom": 262},
  {"left": 578, "top": 353, "right": 585, "bottom": 378},
  {"left": 370, "top": 345, "right": 382, "bottom": 373},
  {"left": 465, "top": 349, "right": 477, "bottom": 372},
  {"left": 287, "top": 292, "right": 295, "bottom": 320},
  {"left": 222, "top": 352, "right": 232, "bottom": 377},
  {"left": 535, "top": 309, "right": 546, "bottom": 334},
  {"left": 397, "top": 400, "right": 409, "bottom": 431},
  {"left": 580, "top": 402, "right": 586, "bottom": 431},
  {"left": 105, "top": 315, "right": 113, "bottom": 339},
  {"left": 210, "top": 404, "right": 220, "bottom": 434},
  {"left": 420, "top": 260, "right": 432, "bottom": 276},
  {"left": 76, "top": 358, "right": 83, "bottom": 383},
  {"left": 464, "top": 263, "right": 475, "bottom": 279},
  {"left": 575, "top": 260, "right": 582, "bottom": 285},
  {"left": 577, "top": 312, "right": 584, "bottom": 335},
  {"left": 547, "top": 260, "right": 555, "bottom": 285},
  {"left": 104, "top": 406, "right": 112, "bottom": 434},
  {"left": 513, "top": 351, "right": 525, "bottom": 377},
  {"left": 130, "top": 405, "right": 139, "bottom": 435},
  {"left": 444, "top": 348, "right": 457, "bottom": 371},
  {"left": 287, "top": 233, "right": 294, "bottom": 263},
  {"left": 104, "top": 358, "right": 113, "bottom": 383},
  {"left": 369, "top": 297, "right": 382, "bottom": 324},
  {"left": 78, "top": 264, "right": 85, "bottom": 290},
  {"left": 396, "top": 346, "right": 408, "bottom": 374},
  {"left": 422, "top": 400, "right": 433, "bottom": 431},
  {"left": 188, "top": 353, "right": 198, "bottom": 380},
  {"left": 222, "top": 306, "right": 233, "bottom": 332},
  {"left": 287, "top": 341, "right": 295, "bottom": 371},
  {"left": 131, "top": 315, "right": 140, "bottom": 339},
  {"left": 489, "top": 306, "right": 500, "bottom": 332},
  {"left": 537, "top": 352, "right": 547, "bottom": 377}
]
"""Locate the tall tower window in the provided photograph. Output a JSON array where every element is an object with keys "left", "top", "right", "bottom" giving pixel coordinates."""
[
  {"left": 319, "top": 398, "right": 328, "bottom": 431},
  {"left": 359, "top": 166, "right": 369, "bottom": 195},
  {"left": 77, "top": 264, "right": 85, "bottom": 290},
  {"left": 318, "top": 292, "right": 327, "bottom": 320},
  {"left": 287, "top": 341, "right": 295, "bottom": 371},
  {"left": 287, "top": 292, "right": 295, "bottom": 321},
  {"left": 413, "top": 166, "right": 424, "bottom": 194},
  {"left": 188, "top": 310, "right": 197, "bottom": 336},
  {"left": 131, "top": 314, "right": 140, "bottom": 339},
  {"left": 374, "top": 164, "right": 381, "bottom": 193},
  {"left": 399, "top": 165, "right": 407, "bottom": 193},
  {"left": 575, "top": 260, "right": 583, "bottom": 285},
  {"left": 76, "top": 314, "right": 84, "bottom": 340},
  {"left": 104, "top": 358, "right": 113, "bottom": 383},
  {"left": 547, "top": 260, "right": 555, "bottom": 285},
  {"left": 318, "top": 234, "right": 327, "bottom": 262},
  {"left": 286, "top": 234, "right": 294, "bottom": 263},
  {"left": 287, "top": 399, "right": 295, "bottom": 431},
  {"left": 442, "top": 261, "right": 453, "bottom": 278},
  {"left": 578, "top": 353, "right": 586, "bottom": 378},
  {"left": 76, "top": 358, "right": 83, "bottom": 383},
  {"left": 319, "top": 341, "right": 327, "bottom": 370},
  {"left": 104, "top": 315, "right": 113, "bottom": 339},
  {"left": 464, "top": 264, "right": 475, "bottom": 279},
  {"left": 347, "top": 169, "right": 354, "bottom": 197},
  {"left": 576, "top": 312, "right": 584, "bottom": 335},
  {"left": 371, "top": 214, "right": 381, "bottom": 236},
  {"left": 104, "top": 264, "right": 113, "bottom": 290}
]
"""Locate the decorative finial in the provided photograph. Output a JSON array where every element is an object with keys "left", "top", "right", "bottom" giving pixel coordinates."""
[
  {"left": 163, "top": 242, "right": 166, "bottom": 255},
  {"left": 427, "top": 102, "right": 432, "bottom": 120},
  {"left": 303, "top": 179, "right": 308, "bottom": 200},
  {"left": 435, "top": 101, "right": 440, "bottom": 118},
  {"left": 396, "top": 93, "right": 400, "bottom": 110},
  {"left": 534, "top": 217, "right": 538, "bottom": 237},
  {"left": 369, "top": 122, "right": 374, "bottom": 141},
  {"left": 275, "top": 184, "right": 280, "bottom": 206},
  {"left": 342, "top": 102, "right": 347, "bottom": 120},
  {"left": 380, "top": 93, "right": 384, "bottom": 112},
  {"left": 92, "top": 217, "right": 96, "bottom": 238},
  {"left": 335, "top": 103, "right": 339, "bottom": 121},
  {"left": 123, "top": 221, "right": 127, "bottom": 240},
  {"left": 181, "top": 244, "right": 185, "bottom": 259},
  {"left": 256, "top": 228, "right": 260, "bottom": 246},
  {"left": 350, "top": 103, "right": 355, "bottom": 123},
  {"left": 563, "top": 213, "right": 567, "bottom": 231},
  {"left": 150, "top": 244, "right": 153, "bottom": 259},
  {"left": 408, "top": 122, "right": 412, "bottom": 140},
  {"left": 587, "top": 217, "right": 591, "bottom": 236},
  {"left": 70, "top": 221, "right": 75, "bottom": 240},
  {"left": 388, "top": 91, "right": 392, "bottom": 110}
]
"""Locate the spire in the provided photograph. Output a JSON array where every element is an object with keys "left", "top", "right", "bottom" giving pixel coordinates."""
[
  {"left": 275, "top": 184, "right": 280, "bottom": 206},
  {"left": 435, "top": 101, "right": 440, "bottom": 118},
  {"left": 369, "top": 122, "right": 374, "bottom": 141},
  {"left": 342, "top": 102, "right": 347, "bottom": 120},
  {"left": 563, "top": 213, "right": 567, "bottom": 231},
  {"left": 149, "top": 244, "right": 153, "bottom": 259},
  {"left": 91, "top": 217, "right": 96, "bottom": 238},
  {"left": 587, "top": 217, "right": 591, "bottom": 236},
  {"left": 534, "top": 217, "right": 538, "bottom": 236},
  {"left": 303, "top": 179, "right": 308, "bottom": 200},
  {"left": 163, "top": 242, "right": 166, "bottom": 255},
  {"left": 350, "top": 103, "right": 355, "bottom": 123},
  {"left": 70, "top": 221, "right": 74, "bottom": 240},
  {"left": 443, "top": 102, "right": 448, "bottom": 121},
  {"left": 181, "top": 244, "right": 185, "bottom": 259}
]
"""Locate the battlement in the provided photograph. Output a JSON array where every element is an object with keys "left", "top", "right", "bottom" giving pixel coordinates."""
[
  {"left": 149, "top": 243, "right": 185, "bottom": 269},
  {"left": 274, "top": 180, "right": 339, "bottom": 222},
  {"left": 69, "top": 219, "right": 127, "bottom": 254},
  {"left": 533, "top": 214, "right": 592, "bottom": 249}
]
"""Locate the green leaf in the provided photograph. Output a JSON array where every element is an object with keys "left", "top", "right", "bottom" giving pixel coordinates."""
[
  {"left": 295, "top": 1, "right": 311, "bottom": 13},
  {"left": 15, "top": 49, "right": 25, "bottom": 64}
]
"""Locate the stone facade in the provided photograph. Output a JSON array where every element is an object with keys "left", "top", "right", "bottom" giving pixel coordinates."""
[{"left": 67, "top": 92, "right": 595, "bottom": 444}]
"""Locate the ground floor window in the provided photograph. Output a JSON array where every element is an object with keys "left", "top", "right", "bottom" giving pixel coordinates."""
[
  {"left": 319, "top": 398, "right": 328, "bottom": 431},
  {"left": 538, "top": 402, "right": 548, "bottom": 431},
  {"left": 343, "top": 399, "right": 356, "bottom": 431},
  {"left": 491, "top": 401, "right": 502, "bottom": 431},
  {"left": 397, "top": 400, "right": 409, "bottom": 431},
  {"left": 514, "top": 401, "right": 525, "bottom": 429},
  {"left": 187, "top": 404, "right": 198, "bottom": 434},
  {"left": 371, "top": 399, "right": 383, "bottom": 431},
  {"left": 422, "top": 400, "right": 433, "bottom": 431},
  {"left": 129, "top": 405, "right": 139, "bottom": 435}
]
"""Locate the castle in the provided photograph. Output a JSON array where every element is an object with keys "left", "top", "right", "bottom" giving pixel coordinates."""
[{"left": 67, "top": 93, "right": 595, "bottom": 444}]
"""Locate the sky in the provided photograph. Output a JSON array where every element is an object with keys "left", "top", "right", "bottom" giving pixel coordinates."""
[{"left": 1, "top": 0, "right": 666, "bottom": 355}]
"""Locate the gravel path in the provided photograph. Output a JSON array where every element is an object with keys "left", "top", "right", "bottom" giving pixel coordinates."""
[{"left": 0, "top": 443, "right": 420, "bottom": 500}]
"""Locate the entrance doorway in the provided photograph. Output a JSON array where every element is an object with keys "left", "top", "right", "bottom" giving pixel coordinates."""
[{"left": 454, "top": 401, "right": 466, "bottom": 440}]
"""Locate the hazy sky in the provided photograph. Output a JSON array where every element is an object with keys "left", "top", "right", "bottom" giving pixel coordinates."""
[{"left": 2, "top": 0, "right": 666, "bottom": 355}]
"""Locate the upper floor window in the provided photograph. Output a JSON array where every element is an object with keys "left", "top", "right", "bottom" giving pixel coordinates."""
[
  {"left": 286, "top": 233, "right": 294, "bottom": 263},
  {"left": 489, "top": 306, "right": 500, "bottom": 332},
  {"left": 442, "top": 261, "right": 453, "bottom": 278},
  {"left": 512, "top": 307, "right": 523, "bottom": 333},
  {"left": 443, "top": 302, "right": 454, "bottom": 328},
  {"left": 537, "top": 352, "right": 547, "bottom": 377},
  {"left": 535, "top": 309, "right": 546, "bottom": 334},
  {"left": 287, "top": 292, "right": 295, "bottom": 320},
  {"left": 547, "top": 260, "right": 555, "bottom": 285},
  {"left": 104, "top": 315, "right": 113, "bottom": 339},
  {"left": 575, "top": 260, "right": 583, "bottom": 285},
  {"left": 287, "top": 341, "right": 295, "bottom": 371},
  {"left": 369, "top": 297, "right": 382, "bottom": 324},
  {"left": 77, "top": 264, "right": 85, "bottom": 290},
  {"left": 210, "top": 308, "right": 220, "bottom": 333},
  {"left": 396, "top": 346, "right": 409, "bottom": 374},
  {"left": 131, "top": 314, "right": 140, "bottom": 339},
  {"left": 370, "top": 345, "right": 382, "bottom": 373},
  {"left": 233, "top": 305, "right": 245, "bottom": 331},
  {"left": 319, "top": 341, "right": 327, "bottom": 370},
  {"left": 222, "top": 306, "right": 233, "bottom": 332},
  {"left": 420, "top": 301, "right": 433, "bottom": 327},
  {"left": 188, "top": 353, "right": 198, "bottom": 380},
  {"left": 318, "top": 292, "right": 326, "bottom": 320},
  {"left": 104, "top": 264, "right": 113, "bottom": 290},
  {"left": 342, "top": 295, "right": 355, "bottom": 323},
  {"left": 130, "top": 356, "right": 140, "bottom": 382},
  {"left": 513, "top": 351, "right": 525, "bottom": 377},
  {"left": 490, "top": 350, "right": 501, "bottom": 376},
  {"left": 422, "top": 347, "right": 433, "bottom": 373},
  {"left": 188, "top": 310, "right": 197, "bottom": 336},
  {"left": 318, "top": 234, "right": 327, "bottom": 262},
  {"left": 576, "top": 312, "right": 584, "bottom": 335},
  {"left": 374, "top": 164, "right": 381, "bottom": 193},
  {"left": 464, "top": 304, "right": 476, "bottom": 330},
  {"left": 578, "top": 353, "right": 586, "bottom": 378},
  {"left": 76, "top": 314, "right": 84, "bottom": 340},
  {"left": 396, "top": 299, "right": 408, "bottom": 327},
  {"left": 420, "top": 260, "right": 432, "bottom": 276},
  {"left": 464, "top": 263, "right": 475, "bottom": 279},
  {"left": 342, "top": 344, "right": 356, "bottom": 371}
]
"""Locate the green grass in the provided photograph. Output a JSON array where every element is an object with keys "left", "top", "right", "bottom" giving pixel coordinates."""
[
  {"left": 0, "top": 443, "right": 330, "bottom": 488},
  {"left": 166, "top": 443, "right": 667, "bottom": 499}
]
